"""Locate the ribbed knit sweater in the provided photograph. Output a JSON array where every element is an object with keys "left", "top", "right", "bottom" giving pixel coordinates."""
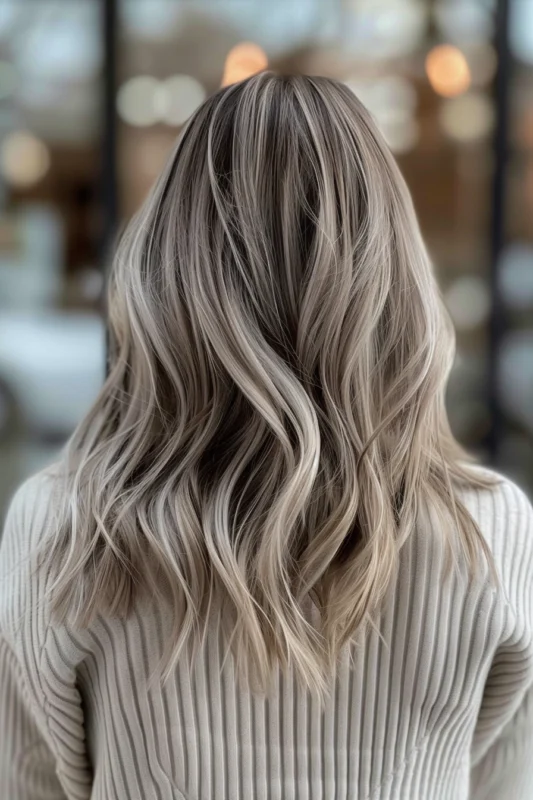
[{"left": 1, "top": 467, "right": 533, "bottom": 800}]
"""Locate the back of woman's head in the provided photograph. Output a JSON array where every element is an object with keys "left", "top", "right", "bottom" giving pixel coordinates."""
[{"left": 46, "top": 72, "right": 495, "bottom": 694}]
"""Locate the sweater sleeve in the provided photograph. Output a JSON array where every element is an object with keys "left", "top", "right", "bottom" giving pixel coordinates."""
[
  {"left": 469, "top": 681, "right": 533, "bottom": 799},
  {"left": 0, "top": 473, "right": 92, "bottom": 800},
  {"left": 0, "top": 637, "right": 67, "bottom": 799},
  {"left": 469, "top": 478, "right": 533, "bottom": 800}
]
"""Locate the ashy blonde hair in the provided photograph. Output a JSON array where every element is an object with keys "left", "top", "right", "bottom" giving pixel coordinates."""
[{"left": 44, "top": 72, "right": 497, "bottom": 695}]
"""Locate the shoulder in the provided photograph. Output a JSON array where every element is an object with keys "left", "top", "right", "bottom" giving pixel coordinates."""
[
  {"left": 1, "top": 465, "right": 62, "bottom": 558},
  {"left": 0, "top": 465, "right": 63, "bottom": 646},
  {"left": 458, "top": 465, "right": 533, "bottom": 545},
  {"left": 458, "top": 466, "right": 533, "bottom": 614}
]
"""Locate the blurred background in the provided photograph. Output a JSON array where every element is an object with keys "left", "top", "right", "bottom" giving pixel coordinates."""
[{"left": 0, "top": 0, "right": 532, "bottom": 517}]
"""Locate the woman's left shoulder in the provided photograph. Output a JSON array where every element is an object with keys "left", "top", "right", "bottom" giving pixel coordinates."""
[
  {"left": 1, "top": 464, "right": 62, "bottom": 555},
  {"left": 0, "top": 465, "right": 63, "bottom": 645}
]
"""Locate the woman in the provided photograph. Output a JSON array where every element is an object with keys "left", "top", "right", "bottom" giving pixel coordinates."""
[{"left": 1, "top": 73, "right": 532, "bottom": 800}]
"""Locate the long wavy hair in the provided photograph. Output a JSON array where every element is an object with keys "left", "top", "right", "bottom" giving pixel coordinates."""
[{"left": 44, "top": 72, "right": 497, "bottom": 695}]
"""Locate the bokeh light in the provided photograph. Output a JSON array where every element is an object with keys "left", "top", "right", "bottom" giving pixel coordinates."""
[
  {"left": 381, "top": 118, "right": 420, "bottom": 154},
  {"left": 444, "top": 275, "right": 491, "bottom": 330},
  {"left": 346, "top": 76, "right": 419, "bottom": 153},
  {"left": 439, "top": 93, "right": 495, "bottom": 142},
  {"left": 1, "top": 131, "right": 50, "bottom": 188},
  {"left": 347, "top": 76, "right": 417, "bottom": 121},
  {"left": 117, "top": 75, "right": 160, "bottom": 127},
  {"left": 426, "top": 44, "right": 471, "bottom": 98},
  {"left": 221, "top": 42, "right": 268, "bottom": 87},
  {"left": 157, "top": 75, "right": 206, "bottom": 126}
]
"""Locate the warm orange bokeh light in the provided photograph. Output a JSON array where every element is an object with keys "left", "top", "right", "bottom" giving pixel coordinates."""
[
  {"left": 426, "top": 44, "right": 471, "bottom": 98},
  {"left": 221, "top": 42, "right": 268, "bottom": 87}
]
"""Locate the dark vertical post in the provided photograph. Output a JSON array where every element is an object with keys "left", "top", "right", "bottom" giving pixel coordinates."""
[
  {"left": 101, "top": 0, "right": 118, "bottom": 376},
  {"left": 487, "top": 0, "right": 511, "bottom": 463},
  {"left": 101, "top": 0, "right": 118, "bottom": 268}
]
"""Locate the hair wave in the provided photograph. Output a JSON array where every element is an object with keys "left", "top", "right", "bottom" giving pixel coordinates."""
[{"left": 43, "top": 73, "right": 497, "bottom": 695}]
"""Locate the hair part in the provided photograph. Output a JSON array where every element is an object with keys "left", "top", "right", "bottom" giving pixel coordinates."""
[{"left": 42, "top": 72, "right": 498, "bottom": 697}]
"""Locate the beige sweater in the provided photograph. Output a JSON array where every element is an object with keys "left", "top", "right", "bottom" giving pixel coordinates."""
[{"left": 1, "top": 468, "right": 533, "bottom": 800}]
